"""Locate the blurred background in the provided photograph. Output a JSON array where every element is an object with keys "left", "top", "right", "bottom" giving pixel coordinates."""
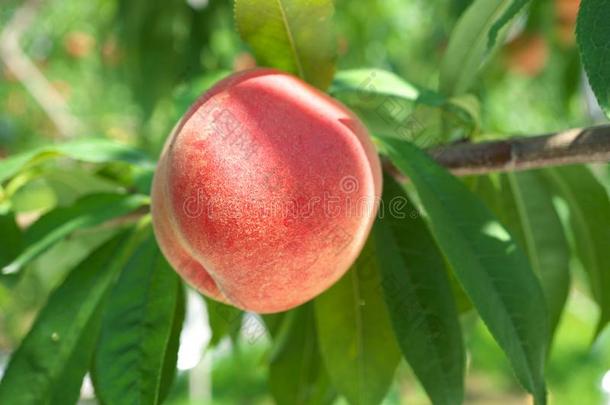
[{"left": 0, "top": 0, "right": 609, "bottom": 403}]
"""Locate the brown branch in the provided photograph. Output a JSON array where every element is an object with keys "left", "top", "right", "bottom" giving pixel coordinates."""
[{"left": 386, "top": 125, "right": 610, "bottom": 179}]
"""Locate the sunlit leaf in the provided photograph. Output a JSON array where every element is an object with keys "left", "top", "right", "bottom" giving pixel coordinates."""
[
  {"left": 235, "top": 0, "right": 336, "bottom": 90},
  {"left": 7, "top": 167, "right": 122, "bottom": 213},
  {"left": 440, "top": 0, "right": 530, "bottom": 96},
  {"left": 488, "top": 1, "right": 530, "bottom": 49},
  {"left": 0, "top": 139, "right": 154, "bottom": 185},
  {"left": 472, "top": 172, "right": 571, "bottom": 346},
  {"left": 2, "top": 193, "right": 149, "bottom": 275},
  {"left": 546, "top": 166, "right": 610, "bottom": 338},
  {"left": 330, "top": 69, "right": 422, "bottom": 143},
  {"left": 378, "top": 138, "right": 548, "bottom": 403},
  {"left": 500, "top": 172, "right": 571, "bottom": 343},
  {"left": 331, "top": 68, "right": 477, "bottom": 146},
  {"left": 330, "top": 69, "right": 420, "bottom": 101}
]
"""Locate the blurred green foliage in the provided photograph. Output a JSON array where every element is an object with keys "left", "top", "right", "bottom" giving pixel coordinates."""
[
  {"left": 1, "top": 0, "right": 608, "bottom": 403},
  {"left": 0, "top": 0, "right": 595, "bottom": 154}
]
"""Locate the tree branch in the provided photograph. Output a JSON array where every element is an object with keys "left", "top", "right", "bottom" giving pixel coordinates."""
[{"left": 386, "top": 125, "right": 610, "bottom": 179}]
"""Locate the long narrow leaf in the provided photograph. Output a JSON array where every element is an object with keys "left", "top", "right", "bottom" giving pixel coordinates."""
[
  {"left": 92, "top": 230, "right": 185, "bottom": 405},
  {"left": 0, "top": 230, "right": 135, "bottom": 404},
  {"left": 379, "top": 138, "right": 548, "bottom": 403},
  {"left": 330, "top": 68, "right": 477, "bottom": 147},
  {"left": 374, "top": 175, "right": 465, "bottom": 405},
  {"left": 501, "top": 172, "right": 571, "bottom": 342},
  {"left": 488, "top": 1, "right": 531, "bottom": 49},
  {"left": 206, "top": 299, "right": 243, "bottom": 348},
  {"left": 315, "top": 240, "right": 401, "bottom": 405},
  {"left": 2, "top": 193, "right": 149, "bottom": 275},
  {"left": 0, "top": 139, "right": 153, "bottom": 185},
  {"left": 545, "top": 166, "right": 610, "bottom": 338},
  {"left": 269, "top": 304, "right": 335, "bottom": 405},
  {"left": 440, "top": 0, "right": 529, "bottom": 96},
  {"left": 577, "top": 0, "right": 610, "bottom": 118}
]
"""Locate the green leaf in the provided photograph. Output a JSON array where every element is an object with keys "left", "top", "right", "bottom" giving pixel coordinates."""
[
  {"left": 269, "top": 304, "right": 335, "bottom": 405},
  {"left": 0, "top": 231, "right": 134, "bottom": 404},
  {"left": 374, "top": 175, "right": 465, "bottom": 405},
  {"left": 315, "top": 240, "right": 401, "bottom": 405},
  {"left": 545, "top": 166, "right": 610, "bottom": 337},
  {"left": 205, "top": 298, "right": 243, "bottom": 348},
  {"left": 577, "top": 0, "right": 610, "bottom": 117},
  {"left": 330, "top": 68, "right": 477, "bottom": 146},
  {"left": 158, "top": 284, "right": 185, "bottom": 403},
  {"left": 0, "top": 139, "right": 154, "bottom": 185},
  {"left": 262, "top": 312, "right": 287, "bottom": 339},
  {"left": 31, "top": 167, "right": 121, "bottom": 207},
  {"left": 49, "top": 303, "right": 105, "bottom": 405},
  {"left": 500, "top": 172, "right": 571, "bottom": 342},
  {"left": 0, "top": 211, "right": 23, "bottom": 268},
  {"left": 7, "top": 166, "right": 122, "bottom": 213},
  {"left": 263, "top": 312, "right": 293, "bottom": 361},
  {"left": 92, "top": 229, "right": 185, "bottom": 405},
  {"left": 378, "top": 138, "right": 548, "bottom": 403},
  {"left": 2, "top": 193, "right": 149, "bottom": 275},
  {"left": 235, "top": 0, "right": 336, "bottom": 90},
  {"left": 488, "top": 1, "right": 530, "bottom": 49},
  {"left": 32, "top": 227, "right": 123, "bottom": 290},
  {"left": 6, "top": 175, "right": 58, "bottom": 213},
  {"left": 330, "top": 69, "right": 420, "bottom": 101},
  {"left": 440, "top": 0, "right": 529, "bottom": 96},
  {"left": 112, "top": 0, "right": 179, "bottom": 113},
  {"left": 330, "top": 69, "right": 423, "bottom": 143}
]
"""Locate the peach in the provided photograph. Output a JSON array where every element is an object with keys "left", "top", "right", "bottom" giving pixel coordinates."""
[
  {"left": 151, "top": 68, "right": 381, "bottom": 313},
  {"left": 64, "top": 31, "right": 95, "bottom": 59},
  {"left": 505, "top": 34, "right": 549, "bottom": 77}
]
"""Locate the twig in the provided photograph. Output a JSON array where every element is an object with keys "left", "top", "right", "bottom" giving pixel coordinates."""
[
  {"left": 385, "top": 125, "right": 610, "bottom": 179},
  {"left": 0, "top": 0, "right": 81, "bottom": 138}
]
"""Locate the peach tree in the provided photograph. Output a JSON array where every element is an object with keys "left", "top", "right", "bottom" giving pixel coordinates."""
[{"left": 0, "top": 0, "right": 609, "bottom": 404}]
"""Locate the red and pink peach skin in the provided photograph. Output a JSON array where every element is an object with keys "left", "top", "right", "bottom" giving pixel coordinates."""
[{"left": 151, "top": 68, "right": 382, "bottom": 313}]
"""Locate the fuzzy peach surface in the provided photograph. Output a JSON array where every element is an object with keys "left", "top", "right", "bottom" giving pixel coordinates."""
[{"left": 151, "top": 68, "right": 382, "bottom": 313}]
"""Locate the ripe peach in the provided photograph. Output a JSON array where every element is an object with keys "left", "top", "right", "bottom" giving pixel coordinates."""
[
  {"left": 151, "top": 69, "right": 382, "bottom": 313},
  {"left": 64, "top": 31, "right": 95, "bottom": 59},
  {"left": 555, "top": 0, "right": 580, "bottom": 46},
  {"left": 505, "top": 34, "right": 549, "bottom": 76}
]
